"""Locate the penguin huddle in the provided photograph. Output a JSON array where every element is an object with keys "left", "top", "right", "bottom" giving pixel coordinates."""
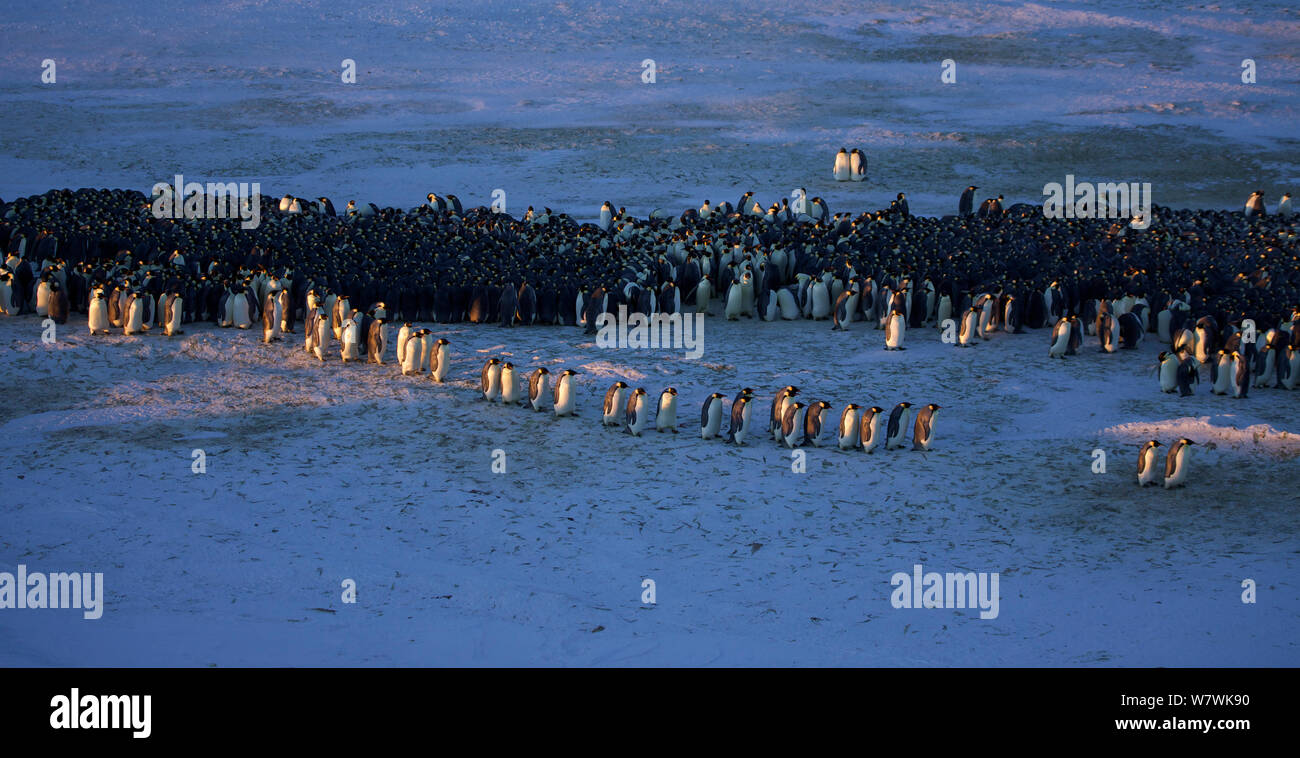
[{"left": 1136, "top": 438, "right": 1196, "bottom": 489}]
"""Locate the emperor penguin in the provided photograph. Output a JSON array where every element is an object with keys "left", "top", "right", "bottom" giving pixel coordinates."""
[
  {"left": 727, "top": 389, "right": 756, "bottom": 445},
  {"left": 1245, "top": 190, "right": 1265, "bottom": 219},
  {"left": 401, "top": 329, "right": 422, "bottom": 375},
  {"left": 599, "top": 201, "right": 614, "bottom": 231},
  {"left": 163, "top": 291, "right": 184, "bottom": 336},
  {"left": 1230, "top": 351, "right": 1250, "bottom": 398},
  {"left": 770, "top": 386, "right": 799, "bottom": 441},
  {"left": 810, "top": 279, "right": 832, "bottom": 320},
  {"left": 1176, "top": 353, "right": 1199, "bottom": 396},
  {"left": 231, "top": 288, "right": 252, "bottom": 329},
  {"left": 885, "top": 402, "right": 914, "bottom": 450},
  {"left": 312, "top": 308, "right": 331, "bottom": 361},
  {"left": 802, "top": 400, "right": 831, "bottom": 447},
  {"left": 1284, "top": 347, "right": 1300, "bottom": 391},
  {"left": 884, "top": 307, "right": 906, "bottom": 350},
  {"left": 1163, "top": 438, "right": 1195, "bottom": 489},
  {"left": 780, "top": 402, "right": 809, "bottom": 448},
  {"left": 724, "top": 279, "right": 744, "bottom": 320},
  {"left": 34, "top": 275, "right": 52, "bottom": 317},
  {"left": 833, "top": 148, "right": 851, "bottom": 182},
  {"left": 1098, "top": 312, "right": 1118, "bottom": 353},
  {"left": 1278, "top": 192, "right": 1292, "bottom": 218},
  {"left": 1137, "top": 440, "right": 1163, "bottom": 487},
  {"left": 695, "top": 276, "right": 712, "bottom": 314},
  {"left": 849, "top": 148, "right": 867, "bottom": 181},
  {"left": 1211, "top": 350, "right": 1233, "bottom": 395},
  {"left": 340, "top": 312, "right": 362, "bottom": 362},
  {"left": 912, "top": 404, "right": 940, "bottom": 451},
  {"left": 528, "top": 368, "right": 552, "bottom": 411},
  {"left": 859, "top": 406, "right": 886, "bottom": 453},
  {"left": 1157, "top": 351, "right": 1179, "bottom": 393},
  {"left": 958, "top": 305, "right": 979, "bottom": 347},
  {"left": 1049, "top": 317, "right": 1071, "bottom": 358},
  {"left": 499, "top": 362, "right": 521, "bottom": 405},
  {"left": 776, "top": 286, "right": 800, "bottom": 320},
  {"left": 481, "top": 358, "right": 503, "bottom": 401},
  {"left": 277, "top": 288, "right": 294, "bottom": 333},
  {"left": 603, "top": 381, "right": 630, "bottom": 426},
  {"left": 936, "top": 293, "right": 953, "bottom": 330},
  {"left": 837, "top": 404, "right": 862, "bottom": 450},
  {"left": 553, "top": 369, "right": 578, "bottom": 417},
  {"left": 123, "top": 291, "right": 144, "bottom": 335},
  {"left": 701, "top": 392, "right": 726, "bottom": 439},
  {"left": 430, "top": 337, "right": 450, "bottom": 382},
  {"left": 655, "top": 388, "right": 679, "bottom": 432},
  {"left": 262, "top": 289, "right": 283, "bottom": 343},
  {"left": 625, "top": 388, "right": 650, "bottom": 436},
  {"left": 366, "top": 316, "right": 387, "bottom": 364},
  {"left": 88, "top": 288, "right": 110, "bottom": 335},
  {"left": 396, "top": 323, "right": 414, "bottom": 365}
]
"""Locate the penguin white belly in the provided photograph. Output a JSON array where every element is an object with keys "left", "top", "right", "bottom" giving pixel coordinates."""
[
  {"left": 233, "top": 295, "right": 251, "bottom": 329},
  {"left": 1255, "top": 351, "right": 1275, "bottom": 388},
  {"left": 500, "top": 368, "right": 520, "bottom": 404},
  {"left": 124, "top": 300, "right": 143, "bottom": 335},
  {"left": 886, "top": 313, "right": 906, "bottom": 349},
  {"left": 702, "top": 402, "right": 722, "bottom": 439},
  {"left": 936, "top": 297, "right": 952, "bottom": 329},
  {"left": 811, "top": 284, "right": 831, "bottom": 320},
  {"left": 695, "top": 280, "right": 711, "bottom": 314},
  {"left": 627, "top": 396, "right": 648, "bottom": 436},
  {"left": 1285, "top": 350, "right": 1300, "bottom": 390},
  {"left": 1164, "top": 450, "right": 1190, "bottom": 489},
  {"left": 1212, "top": 355, "right": 1232, "bottom": 394},
  {"left": 656, "top": 397, "right": 677, "bottom": 431},
  {"left": 777, "top": 288, "right": 799, "bottom": 320},
  {"left": 1159, "top": 358, "right": 1178, "bottom": 392},
  {"left": 724, "top": 284, "right": 743, "bottom": 320},
  {"left": 1138, "top": 449, "right": 1160, "bottom": 486},
  {"left": 313, "top": 319, "right": 331, "bottom": 361},
  {"left": 733, "top": 403, "right": 753, "bottom": 446},
  {"left": 166, "top": 297, "right": 184, "bottom": 336},
  {"left": 340, "top": 321, "right": 360, "bottom": 361},
  {"left": 35, "top": 281, "right": 50, "bottom": 316},
  {"left": 554, "top": 378, "right": 575, "bottom": 416},
  {"left": 861, "top": 416, "right": 883, "bottom": 453},
  {"left": 849, "top": 151, "right": 866, "bottom": 181},
  {"left": 483, "top": 367, "right": 502, "bottom": 401},
  {"left": 838, "top": 410, "right": 860, "bottom": 450},
  {"left": 88, "top": 300, "right": 109, "bottom": 334}
]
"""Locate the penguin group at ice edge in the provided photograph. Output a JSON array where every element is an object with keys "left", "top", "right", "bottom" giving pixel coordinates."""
[{"left": 3, "top": 177, "right": 1299, "bottom": 477}]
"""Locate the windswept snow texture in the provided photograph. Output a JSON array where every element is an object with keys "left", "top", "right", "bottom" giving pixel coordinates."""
[
  {"left": 0, "top": 0, "right": 1298, "bottom": 218},
  {"left": 0, "top": 313, "right": 1297, "bottom": 666}
]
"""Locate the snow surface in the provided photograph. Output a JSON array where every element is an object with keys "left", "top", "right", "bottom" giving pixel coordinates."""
[{"left": 0, "top": 310, "right": 1296, "bottom": 666}]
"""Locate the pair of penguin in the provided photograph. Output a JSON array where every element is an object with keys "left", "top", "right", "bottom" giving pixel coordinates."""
[
  {"left": 1136, "top": 439, "right": 1195, "bottom": 488},
  {"left": 1244, "top": 190, "right": 1292, "bottom": 219},
  {"left": 479, "top": 359, "right": 581, "bottom": 417},
  {"left": 601, "top": 381, "right": 679, "bottom": 435},
  {"left": 832, "top": 148, "right": 868, "bottom": 182}
]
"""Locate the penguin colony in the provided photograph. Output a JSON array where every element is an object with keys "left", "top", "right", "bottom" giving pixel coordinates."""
[{"left": 2, "top": 184, "right": 1299, "bottom": 481}]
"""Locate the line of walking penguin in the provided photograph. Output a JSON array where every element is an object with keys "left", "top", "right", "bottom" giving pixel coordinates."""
[{"left": 474, "top": 363, "right": 942, "bottom": 453}]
